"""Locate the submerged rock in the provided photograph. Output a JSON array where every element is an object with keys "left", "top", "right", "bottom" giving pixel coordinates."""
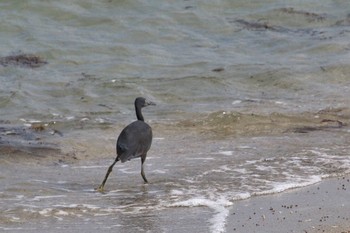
[{"left": 0, "top": 124, "right": 60, "bottom": 158}]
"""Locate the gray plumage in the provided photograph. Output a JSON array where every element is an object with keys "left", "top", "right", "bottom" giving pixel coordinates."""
[
  {"left": 97, "top": 97, "right": 155, "bottom": 192},
  {"left": 117, "top": 121, "right": 152, "bottom": 163}
]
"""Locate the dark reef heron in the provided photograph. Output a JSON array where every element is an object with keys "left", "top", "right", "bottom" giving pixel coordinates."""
[{"left": 97, "top": 97, "right": 155, "bottom": 192}]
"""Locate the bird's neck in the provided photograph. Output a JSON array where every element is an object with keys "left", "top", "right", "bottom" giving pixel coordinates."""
[{"left": 136, "top": 106, "right": 144, "bottom": 121}]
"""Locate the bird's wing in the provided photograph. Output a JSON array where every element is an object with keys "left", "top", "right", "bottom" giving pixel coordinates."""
[{"left": 116, "top": 122, "right": 152, "bottom": 162}]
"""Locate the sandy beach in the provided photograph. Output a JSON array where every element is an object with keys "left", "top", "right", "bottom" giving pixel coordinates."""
[{"left": 227, "top": 176, "right": 350, "bottom": 233}]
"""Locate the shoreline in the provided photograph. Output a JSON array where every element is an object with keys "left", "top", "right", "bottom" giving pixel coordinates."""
[{"left": 227, "top": 175, "right": 350, "bottom": 233}]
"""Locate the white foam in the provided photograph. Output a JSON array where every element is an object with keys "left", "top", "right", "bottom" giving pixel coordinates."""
[
  {"left": 81, "top": 204, "right": 101, "bottom": 210},
  {"left": 255, "top": 165, "right": 272, "bottom": 171},
  {"left": 169, "top": 196, "right": 232, "bottom": 233},
  {"left": 274, "top": 101, "right": 287, "bottom": 105},
  {"left": 94, "top": 213, "right": 112, "bottom": 217},
  {"left": 233, "top": 168, "right": 247, "bottom": 174},
  {"left": 95, "top": 118, "right": 106, "bottom": 123},
  {"left": 52, "top": 204, "right": 100, "bottom": 210},
  {"left": 237, "top": 146, "right": 254, "bottom": 149},
  {"left": 71, "top": 165, "right": 107, "bottom": 169},
  {"left": 186, "top": 157, "right": 215, "bottom": 160},
  {"left": 56, "top": 210, "right": 69, "bottom": 216},
  {"left": 32, "top": 195, "right": 66, "bottom": 201},
  {"left": 219, "top": 165, "right": 231, "bottom": 171},
  {"left": 217, "top": 151, "right": 233, "bottom": 156},
  {"left": 10, "top": 216, "right": 21, "bottom": 222},
  {"left": 210, "top": 206, "right": 229, "bottom": 233},
  {"left": 118, "top": 168, "right": 137, "bottom": 174},
  {"left": 53, "top": 204, "right": 77, "bottom": 208},
  {"left": 170, "top": 189, "right": 184, "bottom": 195},
  {"left": 235, "top": 192, "right": 251, "bottom": 200},
  {"left": 39, "top": 208, "right": 52, "bottom": 216},
  {"left": 0, "top": 227, "right": 25, "bottom": 231},
  {"left": 16, "top": 195, "right": 24, "bottom": 200},
  {"left": 31, "top": 179, "right": 49, "bottom": 183},
  {"left": 167, "top": 174, "right": 323, "bottom": 233},
  {"left": 19, "top": 118, "right": 42, "bottom": 123},
  {"left": 256, "top": 175, "right": 322, "bottom": 196},
  {"left": 245, "top": 159, "right": 259, "bottom": 165},
  {"left": 152, "top": 169, "right": 167, "bottom": 174},
  {"left": 232, "top": 100, "right": 242, "bottom": 105}
]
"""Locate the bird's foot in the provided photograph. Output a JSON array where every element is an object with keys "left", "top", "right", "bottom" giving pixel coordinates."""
[{"left": 96, "top": 185, "right": 105, "bottom": 193}]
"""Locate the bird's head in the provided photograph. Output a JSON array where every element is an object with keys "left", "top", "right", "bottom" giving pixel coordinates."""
[{"left": 135, "top": 97, "right": 156, "bottom": 108}]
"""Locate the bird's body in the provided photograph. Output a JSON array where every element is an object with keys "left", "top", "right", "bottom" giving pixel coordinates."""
[
  {"left": 116, "top": 120, "right": 152, "bottom": 163},
  {"left": 97, "top": 97, "right": 155, "bottom": 192}
]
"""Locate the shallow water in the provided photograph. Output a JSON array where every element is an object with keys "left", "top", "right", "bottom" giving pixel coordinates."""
[{"left": 1, "top": 0, "right": 350, "bottom": 232}]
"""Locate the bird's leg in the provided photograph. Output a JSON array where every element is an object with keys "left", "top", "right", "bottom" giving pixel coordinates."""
[
  {"left": 141, "top": 156, "right": 148, "bottom": 184},
  {"left": 97, "top": 160, "right": 117, "bottom": 192}
]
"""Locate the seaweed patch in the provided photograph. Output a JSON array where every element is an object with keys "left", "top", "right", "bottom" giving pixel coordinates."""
[
  {"left": 233, "top": 19, "right": 282, "bottom": 32},
  {"left": 0, "top": 54, "right": 47, "bottom": 68},
  {"left": 279, "top": 8, "right": 327, "bottom": 22}
]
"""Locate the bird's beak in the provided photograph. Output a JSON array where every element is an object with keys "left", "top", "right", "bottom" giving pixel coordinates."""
[{"left": 145, "top": 100, "right": 156, "bottom": 106}]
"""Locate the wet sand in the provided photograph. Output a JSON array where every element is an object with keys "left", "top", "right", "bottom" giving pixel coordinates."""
[{"left": 227, "top": 176, "right": 350, "bottom": 233}]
